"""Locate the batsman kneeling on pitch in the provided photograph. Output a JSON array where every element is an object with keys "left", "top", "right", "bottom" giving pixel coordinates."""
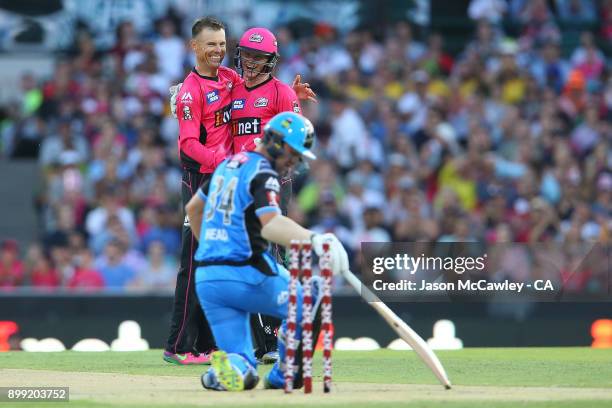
[{"left": 185, "top": 111, "right": 349, "bottom": 391}]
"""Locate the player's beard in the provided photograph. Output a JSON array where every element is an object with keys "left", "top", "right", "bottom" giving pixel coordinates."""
[{"left": 275, "top": 157, "right": 305, "bottom": 179}]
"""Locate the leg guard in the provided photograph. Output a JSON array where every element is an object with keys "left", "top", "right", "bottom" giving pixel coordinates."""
[{"left": 251, "top": 313, "right": 281, "bottom": 361}]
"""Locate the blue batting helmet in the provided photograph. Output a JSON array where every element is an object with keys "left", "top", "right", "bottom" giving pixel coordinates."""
[{"left": 263, "top": 112, "right": 316, "bottom": 160}]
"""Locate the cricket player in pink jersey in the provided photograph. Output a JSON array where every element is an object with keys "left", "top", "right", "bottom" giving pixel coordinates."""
[
  {"left": 164, "top": 16, "right": 239, "bottom": 366},
  {"left": 166, "top": 21, "right": 316, "bottom": 367},
  {"left": 231, "top": 27, "right": 304, "bottom": 154},
  {"left": 176, "top": 50, "right": 237, "bottom": 174},
  {"left": 231, "top": 27, "right": 316, "bottom": 364}
]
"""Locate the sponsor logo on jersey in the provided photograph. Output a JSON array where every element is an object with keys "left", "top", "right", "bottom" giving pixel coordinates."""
[
  {"left": 292, "top": 100, "right": 301, "bottom": 113},
  {"left": 231, "top": 117, "right": 262, "bottom": 136},
  {"left": 180, "top": 92, "right": 193, "bottom": 103},
  {"left": 227, "top": 81, "right": 233, "bottom": 90},
  {"left": 264, "top": 176, "right": 280, "bottom": 192},
  {"left": 249, "top": 33, "right": 263, "bottom": 43},
  {"left": 232, "top": 99, "right": 246, "bottom": 110},
  {"left": 267, "top": 190, "right": 280, "bottom": 207},
  {"left": 214, "top": 104, "right": 232, "bottom": 127},
  {"left": 182, "top": 106, "right": 192, "bottom": 120},
  {"left": 254, "top": 97, "right": 268, "bottom": 108},
  {"left": 206, "top": 90, "right": 219, "bottom": 104}
]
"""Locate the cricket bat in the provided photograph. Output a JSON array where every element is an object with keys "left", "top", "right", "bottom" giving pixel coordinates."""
[{"left": 342, "top": 269, "right": 452, "bottom": 389}]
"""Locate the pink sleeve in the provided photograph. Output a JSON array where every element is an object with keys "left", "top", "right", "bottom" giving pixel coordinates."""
[
  {"left": 277, "top": 84, "right": 301, "bottom": 115},
  {"left": 221, "top": 66, "right": 243, "bottom": 86},
  {"left": 177, "top": 78, "right": 218, "bottom": 166}
]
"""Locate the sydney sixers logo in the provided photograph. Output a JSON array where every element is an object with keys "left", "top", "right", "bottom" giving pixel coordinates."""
[
  {"left": 254, "top": 97, "right": 268, "bottom": 108},
  {"left": 182, "top": 106, "right": 192, "bottom": 120},
  {"left": 249, "top": 33, "right": 263, "bottom": 43}
]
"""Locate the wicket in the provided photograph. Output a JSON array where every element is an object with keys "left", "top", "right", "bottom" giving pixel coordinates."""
[{"left": 285, "top": 240, "right": 333, "bottom": 394}]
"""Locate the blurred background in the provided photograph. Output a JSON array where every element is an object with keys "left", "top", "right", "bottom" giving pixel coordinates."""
[{"left": 0, "top": 0, "right": 610, "bottom": 350}]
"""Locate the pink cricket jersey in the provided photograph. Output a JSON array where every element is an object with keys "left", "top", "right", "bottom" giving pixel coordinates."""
[
  {"left": 230, "top": 76, "right": 301, "bottom": 154},
  {"left": 176, "top": 66, "right": 241, "bottom": 174}
]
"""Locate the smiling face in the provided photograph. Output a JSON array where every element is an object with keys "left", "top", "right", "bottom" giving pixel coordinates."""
[
  {"left": 240, "top": 49, "right": 271, "bottom": 84},
  {"left": 191, "top": 27, "right": 226, "bottom": 76}
]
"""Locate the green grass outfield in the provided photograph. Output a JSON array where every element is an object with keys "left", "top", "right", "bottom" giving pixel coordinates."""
[{"left": 1, "top": 348, "right": 612, "bottom": 407}]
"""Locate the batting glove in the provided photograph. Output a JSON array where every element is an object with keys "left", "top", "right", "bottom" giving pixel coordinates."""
[{"left": 312, "top": 233, "right": 349, "bottom": 276}]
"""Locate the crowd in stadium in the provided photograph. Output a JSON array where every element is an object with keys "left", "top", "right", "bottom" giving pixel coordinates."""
[{"left": 0, "top": 0, "right": 610, "bottom": 292}]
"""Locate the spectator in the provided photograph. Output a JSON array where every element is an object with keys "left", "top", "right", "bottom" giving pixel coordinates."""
[
  {"left": 326, "top": 92, "right": 383, "bottom": 171},
  {"left": 358, "top": 31, "right": 384, "bottom": 75},
  {"left": 95, "top": 240, "right": 136, "bottom": 289},
  {"left": 555, "top": 0, "right": 597, "bottom": 22},
  {"left": 12, "top": 116, "right": 46, "bottom": 158},
  {"left": 90, "top": 213, "right": 138, "bottom": 255},
  {"left": 395, "top": 21, "right": 427, "bottom": 63},
  {"left": 85, "top": 188, "right": 136, "bottom": 239},
  {"left": 130, "top": 240, "right": 176, "bottom": 291},
  {"left": 311, "top": 23, "right": 353, "bottom": 78},
  {"left": 39, "top": 119, "right": 88, "bottom": 168},
  {"left": 421, "top": 33, "right": 454, "bottom": 77},
  {"left": 153, "top": 19, "right": 186, "bottom": 82},
  {"left": 48, "top": 235, "right": 75, "bottom": 285},
  {"left": 19, "top": 73, "right": 43, "bottom": 117},
  {"left": 465, "top": 20, "right": 502, "bottom": 61},
  {"left": 140, "top": 205, "right": 180, "bottom": 255},
  {"left": 530, "top": 40, "right": 571, "bottom": 93},
  {"left": 559, "top": 70, "right": 588, "bottom": 118},
  {"left": 67, "top": 249, "right": 104, "bottom": 291},
  {"left": 438, "top": 217, "right": 479, "bottom": 242},
  {"left": 570, "top": 32, "right": 606, "bottom": 84},
  {"left": 601, "top": 0, "right": 612, "bottom": 41},
  {"left": 468, "top": 0, "right": 508, "bottom": 23},
  {"left": 518, "top": 0, "right": 561, "bottom": 46},
  {"left": 353, "top": 202, "right": 392, "bottom": 251},
  {"left": 28, "top": 252, "right": 60, "bottom": 289},
  {"left": 297, "top": 160, "right": 345, "bottom": 215},
  {"left": 570, "top": 105, "right": 602, "bottom": 156},
  {"left": 398, "top": 70, "right": 431, "bottom": 135},
  {"left": 341, "top": 170, "right": 385, "bottom": 233},
  {"left": 0, "top": 240, "right": 24, "bottom": 289},
  {"left": 310, "top": 190, "right": 353, "bottom": 242},
  {"left": 391, "top": 178, "right": 438, "bottom": 241}
]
